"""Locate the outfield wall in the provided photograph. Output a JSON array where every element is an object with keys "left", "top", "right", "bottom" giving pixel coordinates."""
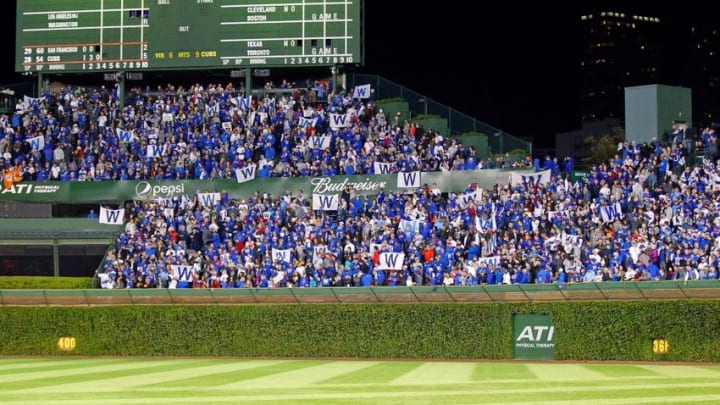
[{"left": 1, "top": 301, "right": 718, "bottom": 362}]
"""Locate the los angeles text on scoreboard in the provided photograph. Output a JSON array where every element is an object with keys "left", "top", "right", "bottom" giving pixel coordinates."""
[{"left": 15, "top": 0, "right": 362, "bottom": 73}]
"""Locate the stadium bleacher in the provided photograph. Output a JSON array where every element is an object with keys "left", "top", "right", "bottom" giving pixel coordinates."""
[{"left": 2, "top": 80, "right": 720, "bottom": 288}]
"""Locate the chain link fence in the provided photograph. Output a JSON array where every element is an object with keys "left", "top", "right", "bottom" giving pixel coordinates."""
[
  {"left": 346, "top": 73, "right": 532, "bottom": 155},
  {"left": 2, "top": 281, "right": 718, "bottom": 306}
]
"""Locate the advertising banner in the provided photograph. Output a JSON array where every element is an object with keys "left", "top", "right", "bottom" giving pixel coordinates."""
[
  {"left": 513, "top": 314, "right": 556, "bottom": 360},
  {"left": 0, "top": 170, "right": 514, "bottom": 203}
]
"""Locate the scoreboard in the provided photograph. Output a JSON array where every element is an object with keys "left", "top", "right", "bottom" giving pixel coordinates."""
[{"left": 15, "top": 0, "right": 362, "bottom": 73}]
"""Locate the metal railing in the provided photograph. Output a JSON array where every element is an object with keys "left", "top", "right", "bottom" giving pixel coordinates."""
[
  {"left": 1, "top": 281, "right": 719, "bottom": 306},
  {"left": 346, "top": 73, "right": 532, "bottom": 155}
]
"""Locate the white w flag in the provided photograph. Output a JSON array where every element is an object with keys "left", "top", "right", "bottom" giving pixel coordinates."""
[
  {"left": 600, "top": 201, "right": 624, "bottom": 223},
  {"left": 221, "top": 122, "right": 232, "bottom": 132},
  {"left": 248, "top": 111, "right": 268, "bottom": 125},
  {"left": 27, "top": 135, "right": 44, "bottom": 151},
  {"left": 99, "top": 207, "right": 124, "bottom": 225},
  {"left": 476, "top": 256, "right": 501, "bottom": 267},
  {"left": 309, "top": 135, "right": 331, "bottom": 150},
  {"left": 510, "top": 169, "right": 552, "bottom": 187},
  {"left": 170, "top": 265, "right": 194, "bottom": 282},
  {"left": 458, "top": 190, "right": 483, "bottom": 207},
  {"left": 235, "top": 164, "right": 257, "bottom": 183},
  {"left": 313, "top": 194, "right": 339, "bottom": 210},
  {"left": 271, "top": 248, "right": 292, "bottom": 263},
  {"left": 377, "top": 252, "right": 405, "bottom": 270},
  {"left": 116, "top": 127, "right": 136, "bottom": 143},
  {"left": 475, "top": 215, "right": 497, "bottom": 232},
  {"left": 329, "top": 112, "right": 352, "bottom": 129},
  {"left": 146, "top": 144, "right": 163, "bottom": 158},
  {"left": 352, "top": 84, "right": 371, "bottom": 99},
  {"left": 197, "top": 192, "right": 221, "bottom": 207},
  {"left": 313, "top": 245, "right": 327, "bottom": 257},
  {"left": 299, "top": 117, "right": 318, "bottom": 129},
  {"left": 397, "top": 171, "right": 421, "bottom": 188},
  {"left": 374, "top": 162, "right": 393, "bottom": 174},
  {"left": 230, "top": 96, "right": 250, "bottom": 110},
  {"left": 22, "top": 95, "right": 45, "bottom": 111}
]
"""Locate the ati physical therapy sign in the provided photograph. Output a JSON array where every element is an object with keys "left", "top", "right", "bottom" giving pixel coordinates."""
[{"left": 513, "top": 314, "right": 556, "bottom": 360}]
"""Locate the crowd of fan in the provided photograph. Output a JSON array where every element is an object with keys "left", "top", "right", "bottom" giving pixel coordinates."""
[
  {"left": 1, "top": 82, "right": 720, "bottom": 288},
  {"left": 0, "top": 81, "right": 519, "bottom": 186}
]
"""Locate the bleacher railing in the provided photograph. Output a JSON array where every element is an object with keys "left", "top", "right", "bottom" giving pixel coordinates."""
[
  {"left": 2, "top": 281, "right": 719, "bottom": 306},
  {"left": 346, "top": 73, "right": 532, "bottom": 155}
]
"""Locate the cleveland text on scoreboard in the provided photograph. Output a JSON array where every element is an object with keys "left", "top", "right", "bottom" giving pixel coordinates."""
[{"left": 16, "top": 0, "right": 362, "bottom": 72}]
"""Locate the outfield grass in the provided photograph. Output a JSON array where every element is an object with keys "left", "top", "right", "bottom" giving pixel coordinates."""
[{"left": 1, "top": 358, "right": 719, "bottom": 404}]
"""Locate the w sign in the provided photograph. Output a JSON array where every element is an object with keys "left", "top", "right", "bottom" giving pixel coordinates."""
[
  {"left": 352, "top": 84, "right": 371, "bottom": 99},
  {"left": 329, "top": 113, "right": 352, "bottom": 129},
  {"left": 312, "top": 194, "right": 339, "bottom": 211},
  {"left": 397, "top": 171, "right": 421, "bottom": 188},
  {"left": 510, "top": 170, "right": 551, "bottom": 187},
  {"left": 99, "top": 207, "right": 124, "bottom": 225},
  {"left": 377, "top": 252, "right": 405, "bottom": 270},
  {"left": 235, "top": 164, "right": 257, "bottom": 183}
]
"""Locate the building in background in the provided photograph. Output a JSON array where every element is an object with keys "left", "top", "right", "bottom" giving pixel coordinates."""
[
  {"left": 578, "top": 11, "right": 663, "bottom": 122},
  {"left": 686, "top": 25, "right": 720, "bottom": 127},
  {"left": 562, "top": 10, "right": 719, "bottom": 159}
]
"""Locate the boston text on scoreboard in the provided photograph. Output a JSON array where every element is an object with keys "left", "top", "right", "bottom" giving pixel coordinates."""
[{"left": 16, "top": 0, "right": 363, "bottom": 73}]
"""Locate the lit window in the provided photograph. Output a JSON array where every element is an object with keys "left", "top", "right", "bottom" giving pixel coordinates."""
[
  {"left": 601, "top": 12, "right": 606, "bottom": 16},
  {"left": 581, "top": 15, "right": 587, "bottom": 20},
  {"left": 632, "top": 15, "right": 637, "bottom": 20},
  {"left": 620, "top": 13, "right": 625, "bottom": 18}
]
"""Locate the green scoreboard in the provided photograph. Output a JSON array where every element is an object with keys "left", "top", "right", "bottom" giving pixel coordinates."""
[{"left": 16, "top": 0, "right": 362, "bottom": 73}]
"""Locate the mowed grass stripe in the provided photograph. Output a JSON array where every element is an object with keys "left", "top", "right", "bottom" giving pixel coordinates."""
[
  {"left": 0, "top": 358, "right": 137, "bottom": 372},
  {"left": 0, "top": 358, "right": 135, "bottom": 376},
  {"left": 389, "top": 362, "right": 475, "bottom": 385},
  {"left": 481, "top": 383, "right": 720, "bottom": 404},
  {"left": 2, "top": 359, "right": 218, "bottom": 391},
  {"left": 318, "top": 361, "right": 420, "bottom": 385},
  {"left": 0, "top": 359, "right": 186, "bottom": 385},
  {"left": 286, "top": 361, "right": 381, "bottom": 386},
  {"left": 219, "top": 361, "right": 350, "bottom": 389},
  {"left": 3, "top": 383, "right": 720, "bottom": 404},
  {"left": 162, "top": 360, "right": 320, "bottom": 388},
  {"left": 3, "top": 360, "right": 720, "bottom": 404},
  {"left": 0, "top": 358, "right": 76, "bottom": 368},
  {"left": 471, "top": 362, "right": 535, "bottom": 380},
  {"left": 23, "top": 360, "right": 277, "bottom": 393},
  {"left": 584, "top": 364, "right": 663, "bottom": 377},
  {"left": 4, "top": 384, "right": 720, "bottom": 405},
  {"left": 526, "top": 364, "right": 605, "bottom": 381},
  {"left": 637, "top": 365, "right": 720, "bottom": 378}
]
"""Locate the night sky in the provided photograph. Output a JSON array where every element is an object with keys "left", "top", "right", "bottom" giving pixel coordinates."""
[{"left": 0, "top": 1, "right": 702, "bottom": 149}]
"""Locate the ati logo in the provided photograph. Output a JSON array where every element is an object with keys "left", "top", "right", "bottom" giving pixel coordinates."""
[
  {"left": 0, "top": 184, "right": 33, "bottom": 194},
  {"left": 516, "top": 326, "right": 555, "bottom": 342}
]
